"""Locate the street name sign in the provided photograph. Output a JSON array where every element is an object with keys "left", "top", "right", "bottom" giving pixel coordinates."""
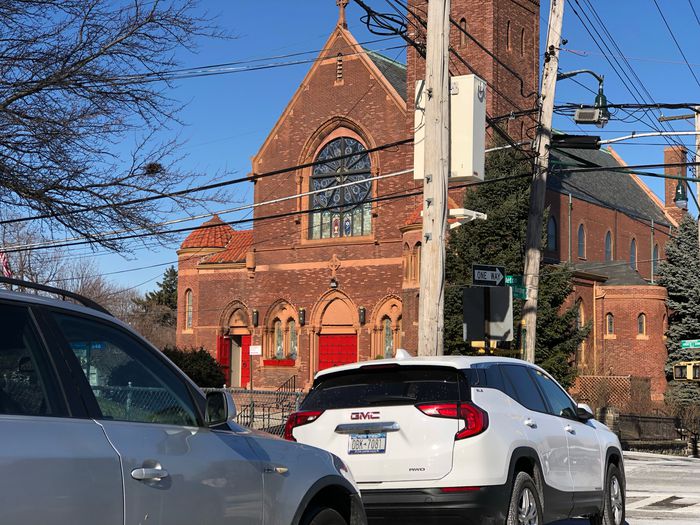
[
  {"left": 473, "top": 264, "right": 505, "bottom": 287},
  {"left": 505, "top": 275, "right": 523, "bottom": 286},
  {"left": 681, "top": 339, "right": 700, "bottom": 349}
]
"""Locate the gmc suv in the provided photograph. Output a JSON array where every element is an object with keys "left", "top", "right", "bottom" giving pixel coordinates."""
[{"left": 285, "top": 355, "right": 625, "bottom": 525}]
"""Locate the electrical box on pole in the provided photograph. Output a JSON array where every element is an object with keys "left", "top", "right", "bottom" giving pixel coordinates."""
[{"left": 414, "top": 74, "right": 487, "bottom": 182}]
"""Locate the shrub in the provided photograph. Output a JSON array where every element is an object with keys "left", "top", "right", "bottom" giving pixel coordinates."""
[{"left": 162, "top": 346, "right": 225, "bottom": 388}]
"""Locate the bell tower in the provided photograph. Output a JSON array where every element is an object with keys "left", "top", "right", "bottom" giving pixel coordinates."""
[{"left": 405, "top": 0, "right": 540, "bottom": 141}]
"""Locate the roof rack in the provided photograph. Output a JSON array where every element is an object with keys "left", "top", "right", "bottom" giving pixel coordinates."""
[{"left": 0, "top": 276, "right": 112, "bottom": 316}]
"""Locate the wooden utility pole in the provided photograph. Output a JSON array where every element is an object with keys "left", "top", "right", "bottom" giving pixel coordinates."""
[
  {"left": 695, "top": 107, "right": 700, "bottom": 253},
  {"left": 418, "top": 0, "right": 450, "bottom": 356},
  {"left": 522, "top": 0, "right": 565, "bottom": 363}
]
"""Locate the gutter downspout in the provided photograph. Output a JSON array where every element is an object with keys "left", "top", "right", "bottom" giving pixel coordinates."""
[
  {"left": 650, "top": 219, "right": 655, "bottom": 284},
  {"left": 568, "top": 193, "right": 573, "bottom": 263}
]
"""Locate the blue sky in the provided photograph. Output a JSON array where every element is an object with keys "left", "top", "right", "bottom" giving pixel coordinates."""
[{"left": 89, "top": 1, "right": 700, "bottom": 292}]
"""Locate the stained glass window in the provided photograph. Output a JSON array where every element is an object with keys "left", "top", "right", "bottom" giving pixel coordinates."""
[
  {"left": 309, "top": 137, "right": 372, "bottom": 239},
  {"left": 383, "top": 318, "right": 393, "bottom": 358},
  {"left": 185, "top": 290, "right": 193, "bottom": 330},
  {"left": 289, "top": 320, "right": 298, "bottom": 360},
  {"left": 274, "top": 320, "right": 283, "bottom": 359}
]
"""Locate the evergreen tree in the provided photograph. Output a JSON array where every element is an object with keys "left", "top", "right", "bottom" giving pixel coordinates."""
[
  {"left": 162, "top": 346, "right": 226, "bottom": 388},
  {"left": 134, "top": 266, "right": 178, "bottom": 328},
  {"left": 444, "top": 148, "right": 589, "bottom": 388},
  {"left": 657, "top": 214, "right": 700, "bottom": 406}
]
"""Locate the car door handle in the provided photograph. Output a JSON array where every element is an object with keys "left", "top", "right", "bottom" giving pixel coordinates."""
[
  {"left": 131, "top": 467, "right": 169, "bottom": 481},
  {"left": 264, "top": 466, "right": 289, "bottom": 475},
  {"left": 565, "top": 425, "right": 576, "bottom": 435},
  {"left": 524, "top": 418, "right": 537, "bottom": 428}
]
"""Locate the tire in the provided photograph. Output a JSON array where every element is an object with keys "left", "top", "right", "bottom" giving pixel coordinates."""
[
  {"left": 590, "top": 463, "right": 625, "bottom": 525},
  {"left": 507, "top": 471, "right": 544, "bottom": 525},
  {"left": 301, "top": 507, "right": 347, "bottom": 525}
]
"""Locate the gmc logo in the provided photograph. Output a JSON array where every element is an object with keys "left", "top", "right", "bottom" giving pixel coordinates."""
[{"left": 350, "top": 411, "right": 380, "bottom": 420}]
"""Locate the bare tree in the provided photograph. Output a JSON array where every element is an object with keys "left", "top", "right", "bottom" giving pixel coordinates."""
[{"left": 0, "top": 0, "right": 226, "bottom": 249}]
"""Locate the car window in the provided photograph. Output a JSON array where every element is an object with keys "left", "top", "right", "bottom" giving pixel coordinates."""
[
  {"left": 0, "top": 303, "right": 65, "bottom": 416},
  {"left": 302, "top": 365, "right": 462, "bottom": 411},
  {"left": 465, "top": 364, "right": 505, "bottom": 391},
  {"left": 529, "top": 368, "right": 577, "bottom": 420},
  {"left": 52, "top": 313, "right": 198, "bottom": 426},
  {"left": 500, "top": 364, "right": 547, "bottom": 413}
]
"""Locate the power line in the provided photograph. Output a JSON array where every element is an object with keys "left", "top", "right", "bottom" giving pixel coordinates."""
[
  {"left": 0, "top": 137, "right": 413, "bottom": 226},
  {"left": 2, "top": 171, "right": 535, "bottom": 254},
  {"left": 652, "top": 0, "right": 700, "bottom": 91}
]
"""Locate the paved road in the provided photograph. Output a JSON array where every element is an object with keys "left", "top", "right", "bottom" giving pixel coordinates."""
[{"left": 554, "top": 451, "right": 700, "bottom": 525}]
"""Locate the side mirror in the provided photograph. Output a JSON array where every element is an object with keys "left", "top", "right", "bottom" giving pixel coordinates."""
[
  {"left": 205, "top": 390, "right": 237, "bottom": 427},
  {"left": 577, "top": 403, "right": 594, "bottom": 422}
]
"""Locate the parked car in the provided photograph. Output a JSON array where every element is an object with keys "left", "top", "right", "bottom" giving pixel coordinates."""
[
  {"left": 285, "top": 355, "right": 625, "bottom": 525},
  {"left": 0, "top": 278, "right": 366, "bottom": 525}
]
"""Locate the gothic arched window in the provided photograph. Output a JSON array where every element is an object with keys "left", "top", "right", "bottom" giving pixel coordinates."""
[{"left": 309, "top": 136, "right": 372, "bottom": 239}]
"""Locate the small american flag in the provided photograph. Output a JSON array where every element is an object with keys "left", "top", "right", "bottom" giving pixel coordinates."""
[{"left": 0, "top": 251, "right": 12, "bottom": 278}]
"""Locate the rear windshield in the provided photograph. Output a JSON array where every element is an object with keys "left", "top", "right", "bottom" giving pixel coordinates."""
[{"left": 301, "top": 365, "right": 464, "bottom": 411}]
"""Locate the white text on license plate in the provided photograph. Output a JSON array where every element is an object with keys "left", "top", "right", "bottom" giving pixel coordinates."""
[{"left": 349, "top": 433, "right": 386, "bottom": 454}]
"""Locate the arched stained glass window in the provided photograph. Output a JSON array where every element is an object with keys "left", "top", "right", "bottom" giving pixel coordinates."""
[
  {"left": 653, "top": 244, "right": 660, "bottom": 275},
  {"left": 383, "top": 318, "right": 393, "bottom": 359},
  {"left": 288, "top": 319, "right": 298, "bottom": 360},
  {"left": 630, "top": 238, "right": 637, "bottom": 269},
  {"left": 547, "top": 216, "right": 557, "bottom": 251},
  {"left": 274, "top": 319, "right": 284, "bottom": 359},
  {"left": 637, "top": 313, "right": 646, "bottom": 335},
  {"left": 309, "top": 137, "right": 372, "bottom": 239},
  {"left": 185, "top": 290, "right": 193, "bottom": 330},
  {"left": 577, "top": 224, "right": 586, "bottom": 258},
  {"left": 606, "top": 313, "right": 614, "bottom": 335},
  {"left": 605, "top": 231, "right": 613, "bottom": 262}
]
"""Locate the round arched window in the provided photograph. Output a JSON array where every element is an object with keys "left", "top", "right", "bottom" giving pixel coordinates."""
[{"left": 309, "top": 137, "right": 372, "bottom": 239}]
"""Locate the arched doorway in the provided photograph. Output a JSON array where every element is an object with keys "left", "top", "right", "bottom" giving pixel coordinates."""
[
  {"left": 219, "top": 304, "right": 251, "bottom": 388},
  {"left": 313, "top": 292, "right": 358, "bottom": 371}
]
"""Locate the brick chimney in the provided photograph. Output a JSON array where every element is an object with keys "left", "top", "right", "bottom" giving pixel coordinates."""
[{"left": 664, "top": 146, "right": 687, "bottom": 224}]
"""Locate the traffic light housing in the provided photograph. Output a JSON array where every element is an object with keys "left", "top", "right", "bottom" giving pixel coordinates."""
[{"left": 673, "top": 361, "right": 700, "bottom": 381}]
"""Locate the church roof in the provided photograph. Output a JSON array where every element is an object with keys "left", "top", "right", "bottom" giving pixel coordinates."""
[
  {"left": 574, "top": 261, "right": 650, "bottom": 286},
  {"left": 548, "top": 147, "right": 671, "bottom": 227},
  {"left": 180, "top": 215, "right": 235, "bottom": 249},
  {"left": 203, "top": 229, "right": 253, "bottom": 264},
  {"left": 364, "top": 49, "right": 407, "bottom": 100}
]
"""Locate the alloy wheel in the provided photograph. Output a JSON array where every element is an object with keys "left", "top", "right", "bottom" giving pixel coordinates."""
[
  {"left": 610, "top": 476, "right": 623, "bottom": 525},
  {"left": 518, "top": 487, "right": 539, "bottom": 525}
]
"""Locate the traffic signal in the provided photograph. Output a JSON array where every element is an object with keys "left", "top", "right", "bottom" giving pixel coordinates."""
[{"left": 673, "top": 361, "right": 700, "bottom": 381}]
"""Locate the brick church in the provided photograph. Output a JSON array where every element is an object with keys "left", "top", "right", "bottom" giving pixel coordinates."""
[{"left": 177, "top": 0, "right": 683, "bottom": 401}]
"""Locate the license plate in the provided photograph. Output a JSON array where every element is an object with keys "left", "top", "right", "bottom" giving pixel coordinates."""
[{"left": 348, "top": 433, "right": 386, "bottom": 454}]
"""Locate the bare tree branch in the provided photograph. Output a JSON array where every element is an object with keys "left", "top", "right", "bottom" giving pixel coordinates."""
[{"left": 0, "top": 0, "right": 230, "bottom": 249}]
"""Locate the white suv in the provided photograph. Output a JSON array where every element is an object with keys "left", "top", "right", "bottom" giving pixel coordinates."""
[{"left": 285, "top": 356, "right": 625, "bottom": 525}]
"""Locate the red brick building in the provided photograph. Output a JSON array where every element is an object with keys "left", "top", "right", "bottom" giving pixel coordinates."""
[{"left": 177, "top": 1, "right": 680, "bottom": 398}]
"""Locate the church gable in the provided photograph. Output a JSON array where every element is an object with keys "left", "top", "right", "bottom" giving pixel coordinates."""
[{"left": 252, "top": 26, "right": 406, "bottom": 174}]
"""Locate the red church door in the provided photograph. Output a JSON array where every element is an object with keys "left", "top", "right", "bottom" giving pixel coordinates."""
[
  {"left": 318, "top": 334, "right": 357, "bottom": 371},
  {"left": 240, "top": 334, "right": 251, "bottom": 388},
  {"left": 216, "top": 335, "right": 231, "bottom": 385}
]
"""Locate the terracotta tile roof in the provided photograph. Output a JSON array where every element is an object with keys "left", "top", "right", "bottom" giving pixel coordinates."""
[
  {"left": 180, "top": 215, "right": 235, "bottom": 249},
  {"left": 405, "top": 196, "right": 461, "bottom": 226},
  {"left": 204, "top": 230, "right": 254, "bottom": 264}
]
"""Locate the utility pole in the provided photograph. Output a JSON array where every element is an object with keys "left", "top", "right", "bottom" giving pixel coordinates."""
[
  {"left": 522, "top": 0, "right": 565, "bottom": 363},
  {"left": 418, "top": 0, "right": 450, "bottom": 356}
]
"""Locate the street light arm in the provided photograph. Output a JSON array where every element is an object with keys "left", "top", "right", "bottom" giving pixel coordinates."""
[{"left": 557, "top": 69, "right": 605, "bottom": 87}]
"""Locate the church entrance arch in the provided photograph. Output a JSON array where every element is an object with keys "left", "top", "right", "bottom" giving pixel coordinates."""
[
  {"left": 219, "top": 304, "right": 252, "bottom": 388},
  {"left": 312, "top": 292, "right": 358, "bottom": 372}
]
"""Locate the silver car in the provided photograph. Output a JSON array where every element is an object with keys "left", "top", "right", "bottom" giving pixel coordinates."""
[{"left": 0, "top": 279, "right": 366, "bottom": 525}]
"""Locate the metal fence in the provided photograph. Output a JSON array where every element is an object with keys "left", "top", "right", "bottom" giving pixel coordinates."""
[{"left": 205, "top": 387, "right": 305, "bottom": 437}]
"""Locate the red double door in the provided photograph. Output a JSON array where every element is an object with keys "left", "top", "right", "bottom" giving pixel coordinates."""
[
  {"left": 216, "top": 335, "right": 251, "bottom": 387},
  {"left": 318, "top": 334, "right": 357, "bottom": 371}
]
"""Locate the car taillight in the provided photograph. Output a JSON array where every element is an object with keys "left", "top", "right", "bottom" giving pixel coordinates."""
[
  {"left": 416, "top": 402, "right": 488, "bottom": 440},
  {"left": 284, "top": 410, "right": 324, "bottom": 441}
]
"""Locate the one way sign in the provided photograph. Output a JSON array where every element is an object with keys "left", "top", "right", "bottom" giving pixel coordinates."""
[{"left": 472, "top": 264, "right": 505, "bottom": 287}]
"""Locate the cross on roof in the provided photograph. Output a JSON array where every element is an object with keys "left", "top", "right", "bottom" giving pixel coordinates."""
[{"left": 337, "top": 0, "right": 349, "bottom": 29}]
